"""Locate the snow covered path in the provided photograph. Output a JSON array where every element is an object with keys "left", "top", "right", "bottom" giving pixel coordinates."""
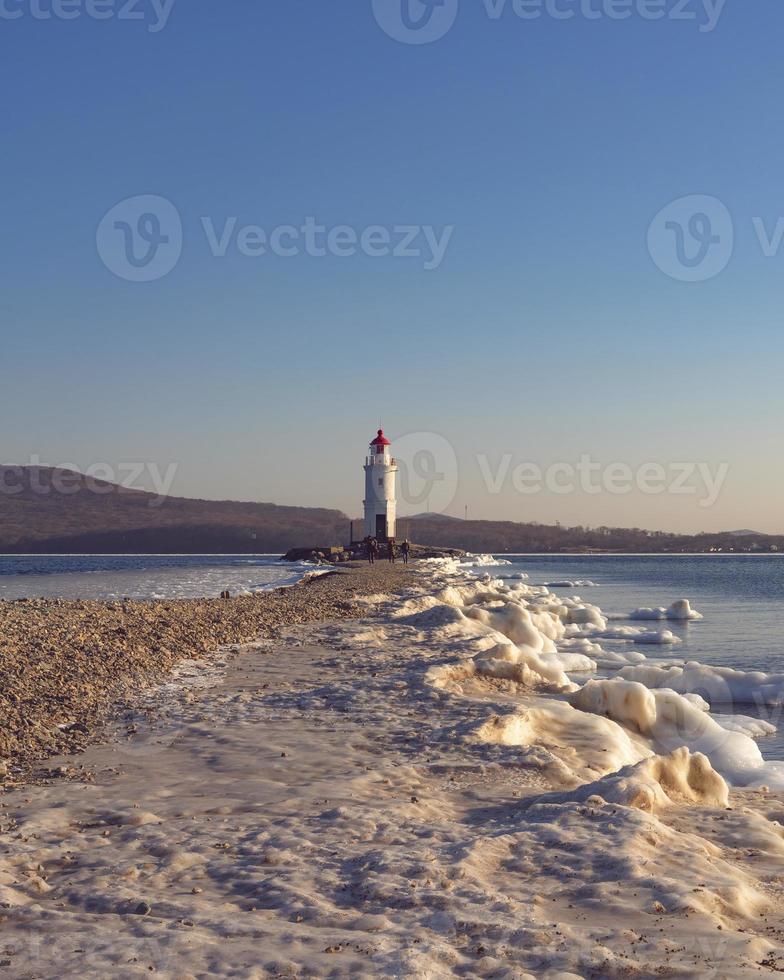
[{"left": 2, "top": 574, "right": 784, "bottom": 977}]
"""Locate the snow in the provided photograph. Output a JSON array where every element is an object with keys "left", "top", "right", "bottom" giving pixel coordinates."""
[
  {"left": 569, "top": 677, "right": 784, "bottom": 790},
  {"left": 595, "top": 624, "right": 682, "bottom": 644},
  {"left": 629, "top": 598, "right": 704, "bottom": 621},
  {"left": 618, "top": 661, "right": 784, "bottom": 707},
  {"left": 523, "top": 747, "right": 730, "bottom": 813}
]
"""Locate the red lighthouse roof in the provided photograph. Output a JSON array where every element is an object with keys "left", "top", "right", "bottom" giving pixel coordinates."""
[{"left": 370, "top": 428, "right": 391, "bottom": 447}]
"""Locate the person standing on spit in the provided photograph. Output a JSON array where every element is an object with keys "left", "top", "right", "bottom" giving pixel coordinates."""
[
  {"left": 387, "top": 537, "right": 396, "bottom": 564},
  {"left": 401, "top": 540, "right": 410, "bottom": 564}
]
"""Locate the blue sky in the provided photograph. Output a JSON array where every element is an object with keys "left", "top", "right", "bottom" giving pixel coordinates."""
[{"left": 2, "top": 0, "right": 783, "bottom": 532}]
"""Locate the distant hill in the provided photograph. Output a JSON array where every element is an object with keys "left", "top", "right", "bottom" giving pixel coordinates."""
[
  {"left": 396, "top": 516, "right": 784, "bottom": 555},
  {"left": 0, "top": 467, "right": 349, "bottom": 554},
  {"left": 0, "top": 467, "right": 780, "bottom": 554},
  {"left": 406, "top": 513, "right": 461, "bottom": 523}
]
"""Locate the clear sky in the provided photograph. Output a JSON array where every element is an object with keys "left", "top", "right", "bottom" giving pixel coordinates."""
[{"left": 2, "top": 0, "right": 783, "bottom": 533}]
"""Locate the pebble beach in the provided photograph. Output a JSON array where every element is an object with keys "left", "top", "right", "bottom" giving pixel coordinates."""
[{"left": 0, "top": 562, "right": 411, "bottom": 777}]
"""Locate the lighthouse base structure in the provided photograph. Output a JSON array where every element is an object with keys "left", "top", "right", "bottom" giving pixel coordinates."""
[
  {"left": 363, "top": 466, "right": 397, "bottom": 540},
  {"left": 364, "top": 507, "right": 396, "bottom": 543}
]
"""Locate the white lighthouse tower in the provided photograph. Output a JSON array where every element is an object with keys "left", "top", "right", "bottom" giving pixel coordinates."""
[{"left": 364, "top": 429, "right": 397, "bottom": 541}]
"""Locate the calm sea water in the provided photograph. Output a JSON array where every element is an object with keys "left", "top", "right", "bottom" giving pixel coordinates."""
[
  {"left": 495, "top": 555, "right": 783, "bottom": 672},
  {"left": 0, "top": 554, "right": 315, "bottom": 601}
]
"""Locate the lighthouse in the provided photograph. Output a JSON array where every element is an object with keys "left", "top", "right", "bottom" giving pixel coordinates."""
[{"left": 364, "top": 429, "right": 397, "bottom": 541}]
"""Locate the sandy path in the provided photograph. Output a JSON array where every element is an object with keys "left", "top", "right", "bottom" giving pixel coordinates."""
[
  {"left": 1, "top": 574, "right": 784, "bottom": 978},
  {"left": 0, "top": 562, "right": 410, "bottom": 772}
]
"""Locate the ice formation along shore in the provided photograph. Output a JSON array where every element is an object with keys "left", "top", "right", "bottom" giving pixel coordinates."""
[
  {"left": 308, "top": 554, "right": 784, "bottom": 972},
  {"left": 362, "top": 554, "right": 784, "bottom": 795}
]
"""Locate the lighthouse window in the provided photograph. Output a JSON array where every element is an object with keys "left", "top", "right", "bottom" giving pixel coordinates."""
[{"left": 378, "top": 478, "right": 383, "bottom": 487}]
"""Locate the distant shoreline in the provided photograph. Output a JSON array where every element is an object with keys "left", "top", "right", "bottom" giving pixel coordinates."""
[
  {"left": 496, "top": 551, "right": 784, "bottom": 557},
  {"left": 2, "top": 550, "right": 781, "bottom": 559}
]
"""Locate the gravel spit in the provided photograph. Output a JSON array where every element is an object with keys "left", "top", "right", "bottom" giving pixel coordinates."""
[{"left": 0, "top": 562, "right": 413, "bottom": 773}]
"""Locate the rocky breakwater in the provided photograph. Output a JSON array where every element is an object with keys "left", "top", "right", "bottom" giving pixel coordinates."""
[{"left": 283, "top": 542, "right": 466, "bottom": 564}]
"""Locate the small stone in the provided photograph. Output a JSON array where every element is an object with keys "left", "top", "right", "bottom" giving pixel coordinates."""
[
  {"left": 191, "top": 886, "right": 202, "bottom": 894},
  {"left": 134, "top": 901, "right": 152, "bottom": 916}
]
